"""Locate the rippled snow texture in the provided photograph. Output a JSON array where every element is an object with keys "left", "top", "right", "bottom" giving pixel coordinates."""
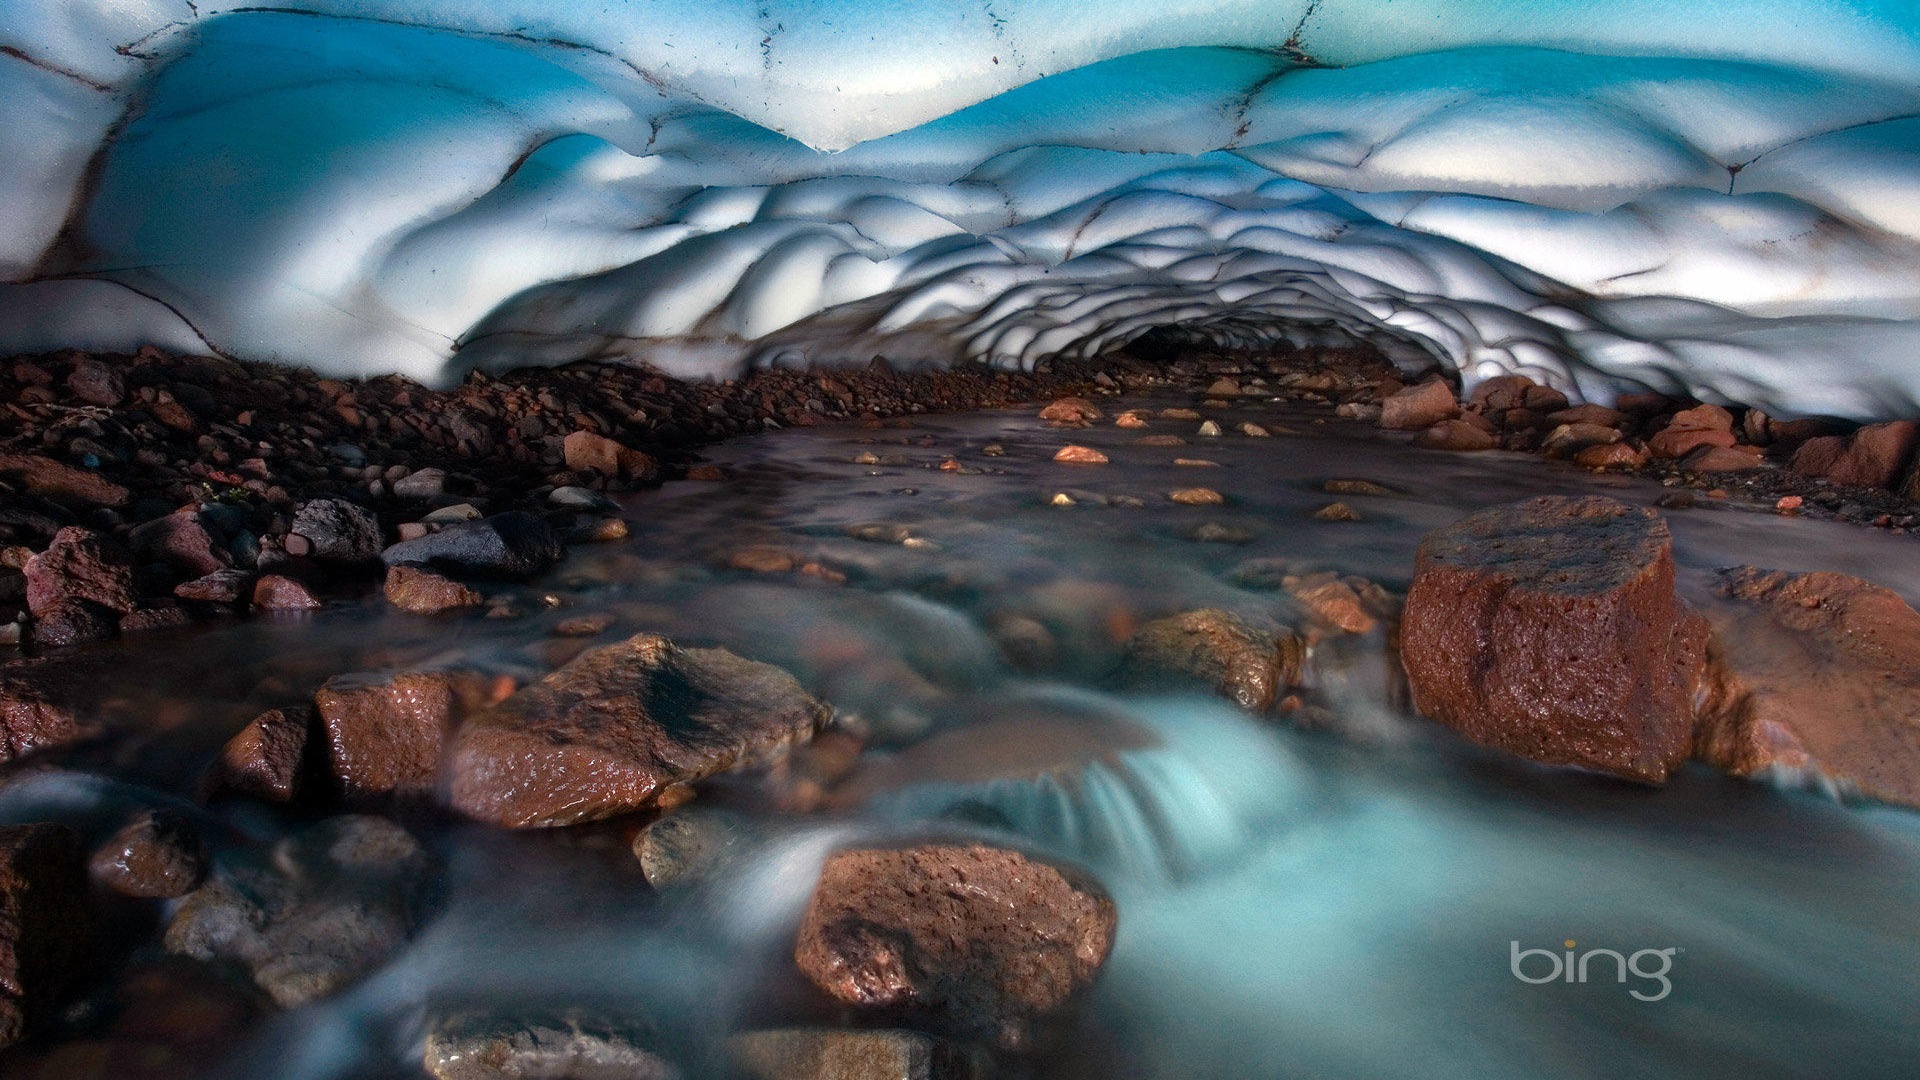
[{"left": 6, "top": 2, "right": 1920, "bottom": 416}]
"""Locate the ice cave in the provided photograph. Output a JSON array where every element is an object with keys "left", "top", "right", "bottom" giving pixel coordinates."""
[{"left": 1, "top": 2, "right": 1918, "bottom": 1078}]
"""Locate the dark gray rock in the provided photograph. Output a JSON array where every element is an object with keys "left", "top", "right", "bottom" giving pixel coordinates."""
[{"left": 381, "top": 512, "right": 563, "bottom": 581}]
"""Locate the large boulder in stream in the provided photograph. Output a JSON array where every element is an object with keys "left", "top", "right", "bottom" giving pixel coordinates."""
[
  {"left": 794, "top": 843, "right": 1116, "bottom": 1051},
  {"left": 1697, "top": 567, "right": 1920, "bottom": 808},
  {"left": 1399, "top": 496, "right": 1708, "bottom": 783},
  {"left": 447, "top": 633, "right": 829, "bottom": 827}
]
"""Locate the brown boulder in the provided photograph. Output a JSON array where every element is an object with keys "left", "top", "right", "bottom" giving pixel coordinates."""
[
  {"left": 562, "top": 430, "right": 660, "bottom": 483},
  {"left": 0, "top": 453, "right": 129, "bottom": 509},
  {"left": 448, "top": 634, "right": 829, "bottom": 827},
  {"left": 24, "top": 527, "right": 136, "bottom": 617},
  {"left": 383, "top": 565, "right": 483, "bottom": 615},
  {"left": 1697, "top": 568, "right": 1920, "bottom": 808},
  {"left": 253, "top": 574, "right": 322, "bottom": 611},
  {"left": 1052, "top": 445, "right": 1108, "bottom": 465},
  {"left": 1414, "top": 419, "right": 1498, "bottom": 451},
  {"left": 316, "top": 671, "right": 460, "bottom": 801},
  {"left": 89, "top": 810, "right": 208, "bottom": 899},
  {"left": 1121, "top": 609, "right": 1300, "bottom": 713},
  {"left": 1647, "top": 404, "right": 1737, "bottom": 459},
  {"left": 1038, "top": 397, "right": 1102, "bottom": 425},
  {"left": 793, "top": 844, "right": 1116, "bottom": 1050},
  {"left": 1681, "top": 444, "right": 1764, "bottom": 472},
  {"left": 1541, "top": 422, "right": 1622, "bottom": 458},
  {"left": 1546, "top": 404, "right": 1627, "bottom": 429},
  {"left": 1399, "top": 496, "right": 1708, "bottom": 783},
  {"left": 1789, "top": 420, "right": 1919, "bottom": 489},
  {"left": 128, "top": 512, "right": 230, "bottom": 580},
  {"left": 1379, "top": 379, "right": 1458, "bottom": 430},
  {"left": 0, "top": 823, "right": 93, "bottom": 1049},
  {"left": 207, "top": 706, "right": 312, "bottom": 803},
  {"left": 1574, "top": 442, "right": 1648, "bottom": 470},
  {"left": 0, "top": 675, "right": 84, "bottom": 763}
]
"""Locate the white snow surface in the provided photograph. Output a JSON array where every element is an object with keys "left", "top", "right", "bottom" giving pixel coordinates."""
[{"left": 4, "top": 2, "right": 1920, "bottom": 416}]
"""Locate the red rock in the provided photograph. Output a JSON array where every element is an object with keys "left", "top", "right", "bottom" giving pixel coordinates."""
[
  {"left": 793, "top": 844, "right": 1115, "bottom": 1050},
  {"left": 382, "top": 565, "right": 482, "bottom": 615},
  {"left": 88, "top": 811, "right": 207, "bottom": 899},
  {"left": 448, "top": 634, "right": 829, "bottom": 827},
  {"left": 24, "top": 527, "right": 136, "bottom": 617},
  {"left": 1379, "top": 379, "right": 1458, "bottom": 430},
  {"left": 1546, "top": 404, "right": 1627, "bottom": 428},
  {"left": 29, "top": 600, "right": 120, "bottom": 648},
  {"left": 207, "top": 707, "right": 311, "bottom": 803},
  {"left": 316, "top": 671, "right": 460, "bottom": 801},
  {"left": 1399, "top": 496, "right": 1708, "bottom": 783},
  {"left": 0, "top": 823, "right": 93, "bottom": 1049},
  {"left": 1414, "top": 419, "right": 1497, "bottom": 451},
  {"left": 0, "top": 675, "right": 84, "bottom": 763},
  {"left": 65, "top": 358, "right": 124, "bottom": 406},
  {"left": 1789, "top": 420, "right": 1918, "bottom": 488},
  {"left": 1698, "top": 568, "right": 1920, "bottom": 808},
  {"left": 562, "top": 430, "right": 659, "bottom": 483},
  {"left": 1122, "top": 609, "right": 1300, "bottom": 713},
  {"left": 1467, "top": 374, "right": 1536, "bottom": 413},
  {"left": 174, "top": 569, "right": 253, "bottom": 605},
  {"left": 128, "top": 513, "right": 229, "bottom": 580},
  {"left": 1052, "top": 445, "right": 1108, "bottom": 464},
  {"left": 1682, "top": 445, "right": 1764, "bottom": 472},
  {"left": 1541, "top": 422, "right": 1621, "bottom": 458},
  {"left": 252, "top": 574, "right": 322, "bottom": 611},
  {"left": 1574, "top": 442, "right": 1648, "bottom": 469},
  {"left": 1768, "top": 416, "right": 1841, "bottom": 448},
  {"left": 1286, "top": 574, "right": 1378, "bottom": 635},
  {"left": 1168, "top": 487, "right": 1224, "bottom": 505},
  {"left": 1038, "top": 397, "right": 1102, "bottom": 425},
  {"left": 0, "top": 453, "right": 129, "bottom": 508}
]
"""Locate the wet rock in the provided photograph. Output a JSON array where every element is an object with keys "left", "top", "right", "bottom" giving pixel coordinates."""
[
  {"left": 1195, "top": 420, "right": 1222, "bottom": 437},
  {"left": 121, "top": 602, "right": 194, "bottom": 635},
  {"left": 1400, "top": 496, "right": 1708, "bottom": 783},
  {"left": 380, "top": 512, "right": 563, "bottom": 581},
  {"left": 563, "top": 430, "right": 661, "bottom": 484},
  {"left": 165, "top": 816, "right": 435, "bottom": 1008},
  {"left": 1133, "top": 434, "right": 1185, "bottom": 447},
  {"left": 207, "top": 706, "right": 311, "bottom": 803},
  {"left": 252, "top": 574, "right": 322, "bottom": 611},
  {"left": 1681, "top": 444, "right": 1764, "bottom": 472},
  {"left": 24, "top": 527, "right": 136, "bottom": 617},
  {"left": 89, "top": 810, "right": 207, "bottom": 899},
  {"left": 448, "top": 634, "right": 830, "bottom": 828},
  {"left": 1789, "top": 420, "right": 1919, "bottom": 489},
  {"left": 1646, "top": 404, "right": 1737, "bottom": 460},
  {"left": 728, "top": 546, "right": 802, "bottom": 574},
  {"left": 1324, "top": 478, "right": 1393, "bottom": 496},
  {"left": 1122, "top": 609, "right": 1298, "bottom": 712},
  {"left": 549, "top": 485, "right": 620, "bottom": 512},
  {"left": 1239, "top": 422, "right": 1272, "bottom": 437},
  {"left": 128, "top": 512, "right": 230, "bottom": 580},
  {"left": 30, "top": 599, "right": 119, "bottom": 647},
  {"left": 1574, "top": 442, "right": 1648, "bottom": 470},
  {"left": 1313, "top": 502, "right": 1361, "bottom": 522},
  {"left": 1037, "top": 398, "right": 1101, "bottom": 425},
  {"left": 633, "top": 806, "right": 755, "bottom": 889},
  {"left": 1113, "top": 410, "right": 1149, "bottom": 428},
  {"left": 1158, "top": 407, "right": 1201, "bottom": 421},
  {"left": 553, "top": 613, "right": 616, "bottom": 638},
  {"left": 0, "top": 675, "right": 84, "bottom": 762},
  {"left": 1052, "top": 445, "right": 1107, "bottom": 465},
  {"left": 1379, "top": 379, "right": 1457, "bottom": 430},
  {"left": 729, "top": 1028, "right": 988, "bottom": 1080},
  {"left": 1186, "top": 522, "right": 1254, "bottom": 544},
  {"left": 0, "top": 453, "right": 129, "bottom": 509},
  {"left": 384, "top": 565, "right": 483, "bottom": 615},
  {"left": 317, "top": 671, "right": 461, "bottom": 801},
  {"left": 290, "top": 499, "right": 383, "bottom": 564},
  {"left": 423, "top": 1008, "right": 676, "bottom": 1080},
  {"left": 0, "top": 823, "right": 93, "bottom": 1049},
  {"left": 793, "top": 844, "right": 1115, "bottom": 1050},
  {"left": 1168, "top": 487, "right": 1224, "bottom": 505},
  {"left": 1697, "top": 567, "right": 1920, "bottom": 808},
  {"left": 1540, "top": 422, "right": 1622, "bottom": 459},
  {"left": 1414, "top": 419, "right": 1498, "bottom": 451},
  {"left": 1286, "top": 573, "right": 1378, "bottom": 635}
]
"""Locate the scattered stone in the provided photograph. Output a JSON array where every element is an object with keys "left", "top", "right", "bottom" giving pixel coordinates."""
[
  {"left": 730, "top": 1028, "right": 988, "bottom": 1080},
  {"left": 1172, "top": 457, "right": 1219, "bottom": 467},
  {"left": 1158, "top": 407, "right": 1201, "bottom": 421},
  {"left": 1682, "top": 444, "right": 1764, "bottom": 472},
  {"left": 1186, "top": 522, "right": 1253, "bottom": 544},
  {"left": 448, "top": 634, "right": 829, "bottom": 828},
  {"left": 548, "top": 485, "right": 620, "bottom": 512},
  {"left": 24, "top": 527, "right": 136, "bottom": 617},
  {"left": 729, "top": 546, "right": 802, "bottom": 574},
  {"left": 1399, "top": 496, "right": 1707, "bottom": 783},
  {"left": 1239, "top": 422, "right": 1271, "bottom": 437},
  {"left": 208, "top": 706, "right": 311, "bottom": 803},
  {"left": 1789, "top": 420, "right": 1919, "bottom": 489},
  {"left": 1168, "top": 488, "right": 1225, "bottom": 505},
  {"left": 1122, "top": 609, "right": 1297, "bottom": 712},
  {"left": 121, "top": 602, "right": 195, "bottom": 634},
  {"left": 0, "top": 453, "right": 129, "bottom": 509},
  {"left": 1414, "top": 419, "right": 1498, "bottom": 451},
  {"left": 89, "top": 810, "right": 208, "bottom": 899},
  {"left": 562, "top": 430, "right": 660, "bottom": 483},
  {"left": 0, "top": 823, "right": 93, "bottom": 1050},
  {"left": 252, "top": 574, "right": 322, "bottom": 611},
  {"left": 1038, "top": 398, "right": 1102, "bottom": 425},
  {"left": 1697, "top": 567, "right": 1920, "bottom": 808},
  {"left": 1113, "top": 410, "right": 1150, "bottom": 428},
  {"left": 0, "top": 675, "right": 83, "bottom": 763},
  {"left": 1052, "top": 445, "right": 1108, "bottom": 465},
  {"left": 1286, "top": 574, "right": 1378, "bottom": 635},
  {"left": 316, "top": 671, "right": 461, "bottom": 801},
  {"left": 1196, "top": 420, "right": 1222, "bottom": 437},
  {"left": 423, "top": 503, "right": 485, "bottom": 524},
  {"left": 1379, "top": 379, "right": 1458, "bottom": 430},
  {"left": 1541, "top": 422, "right": 1622, "bottom": 459},
  {"left": 290, "top": 499, "right": 384, "bottom": 564},
  {"left": 383, "top": 564, "right": 483, "bottom": 615},
  {"left": 1313, "top": 502, "right": 1361, "bottom": 522},
  {"left": 1323, "top": 478, "right": 1393, "bottom": 496},
  {"left": 1646, "top": 404, "right": 1737, "bottom": 460},
  {"left": 633, "top": 806, "right": 755, "bottom": 889},
  {"left": 686, "top": 463, "right": 728, "bottom": 481},
  {"left": 1049, "top": 493, "right": 1075, "bottom": 507},
  {"left": 553, "top": 613, "right": 616, "bottom": 637},
  {"left": 29, "top": 599, "right": 119, "bottom": 647},
  {"left": 1133, "top": 434, "right": 1185, "bottom": 447},
  {"left": 1204, "top": 378, "right": 1241, "bottom": 397},
  {"left": 793, "top": 844, "right": 1115, "bottom": 1050},
  {"left": 380, "top": 512, "right": 563, "bottom": 581},
  {"left": 1574, "top": 442, "right": 1648, "bottom": 470},
  {"left": 390, "top": 468, "right": 447, "bottom": 500},
  {"left": 423, "top": 1009, "right": 675, "bottom": 1080}
]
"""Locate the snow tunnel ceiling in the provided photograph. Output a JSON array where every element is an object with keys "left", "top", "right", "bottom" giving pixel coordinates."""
[{"left": 7, "top": 1, "right": 1920, "bottom": 418}]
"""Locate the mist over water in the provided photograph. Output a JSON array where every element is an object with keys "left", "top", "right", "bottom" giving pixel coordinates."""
[{"left": 9, "top": 396, "right": 1920, "bottom": 1078}]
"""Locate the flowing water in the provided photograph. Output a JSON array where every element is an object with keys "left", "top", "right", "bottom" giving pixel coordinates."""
[{"left": 4, "top": 393, "right": 1919, "bottom": 1079}]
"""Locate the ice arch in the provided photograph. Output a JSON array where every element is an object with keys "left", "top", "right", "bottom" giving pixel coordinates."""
[{"left": 5, "top": 1, "right": 1920, "bottom": 417}]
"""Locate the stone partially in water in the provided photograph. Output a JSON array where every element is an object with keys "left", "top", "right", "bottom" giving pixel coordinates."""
[
  {"left": 290, "top": 498, "right": 384, "bottom": 564},
  {"left": 384, "top": 564, "right": 484, "bottom": 615},
  {"left": 448, "top": 634, "right": 829, "bottom": 828},
  {"left": 729, "top": 1028, "right": 989, "bottom": 1080},
  {"left": 632, "top": 807, "right": 757, "bottom": 889},
  {"left": 793, "top": 844, "right": 1115, "bottom": 1051},
  {"left": 1379, "top": 379, "right": 1457, "bottom": 430},
  {"left": 0, "top": 674, "right": 84, "bottom": 763},
  {"left": 24, "top": 527, "right": 136, "bottom": 617},
  {"left": 89, "top": 810, "right": 208, "bottom": 899},
  {"left": 207, "top": 706, "right": 311, "bottom": 803},
  {"left": 1400, "top": 496, "right": 1707, "bottom": 783},
  {"left": 1698, "top": 567, "right": 1920, "bottom": 808},
  {"left": 316, "top": 671, "right": 461, "bottom": 802},
  {"left": 1122, "top": 609, "right": 1300, "bottom": 713},
  {"left": 423, "top": 1008, "right": 677, "bottom": 1080},
  {"left": 380, "top": 512, "right": 563, "bottom": 581}
]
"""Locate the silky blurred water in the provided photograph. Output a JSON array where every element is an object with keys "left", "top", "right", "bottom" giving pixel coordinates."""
[{"left": 6, "top": 394, "right": 1918, "bottom": 1079}]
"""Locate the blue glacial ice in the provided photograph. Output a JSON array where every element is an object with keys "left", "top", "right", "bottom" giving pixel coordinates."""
[{"left": 5, "top": 0, "right": 1920, "bottom": 417}]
